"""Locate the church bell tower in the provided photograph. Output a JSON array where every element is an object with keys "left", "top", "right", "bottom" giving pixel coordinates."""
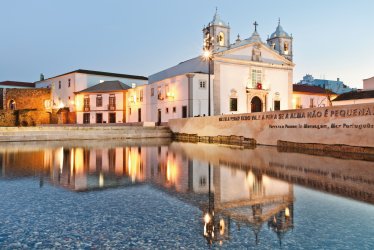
[
  {"left": 267, "top": 19, "right": 293, "bottom": 61},
  {"left": 203, "top": 8, "right": 230, "bottom": 52}
]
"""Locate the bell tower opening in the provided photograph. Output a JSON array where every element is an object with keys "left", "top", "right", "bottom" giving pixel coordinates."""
[{"left": 203, "top": 8, "right": 230, "bottom": 52}]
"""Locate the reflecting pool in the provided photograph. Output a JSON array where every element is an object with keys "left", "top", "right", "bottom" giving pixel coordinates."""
[{"left": 0, "top": 139, "right": 373, "bottom": 249}]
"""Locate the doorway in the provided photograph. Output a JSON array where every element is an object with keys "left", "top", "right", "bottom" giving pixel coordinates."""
[
  {"left": 182, "top": 106, "right": 187, "bottom": 118},
  {"left": 83, "top": 113, "right": 90, "bottom": 124},
  {"left": 96, "top": 113, "right": 103, "bottom": 123},
  {"left": 109, "top": 113, "right": 116, "bottom": 123},
  {"left": 251, "top": 96, "right": 262, "bottom": 113},
  {"left": 138, "top": 108, "right": 141, "bottom": 122},
  {"left": 157, "top": 109, "right": 161, "bottom": 125}
]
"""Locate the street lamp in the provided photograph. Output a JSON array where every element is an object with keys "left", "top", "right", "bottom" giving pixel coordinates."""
[{"left": 202, "top": 24, "right": 214, "bottom": 116}]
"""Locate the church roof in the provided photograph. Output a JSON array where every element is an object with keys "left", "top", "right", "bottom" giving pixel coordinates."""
[
  {"left": 270, "top": 21, "right": 291, "bottom": 39},
  {"left": 333, "top": 90, "right": 374, "bottom": 101},
  {"left": 293, "top": 84, "right": 336, "bottom": 94},
  {"left": 149, "top": 57, "right": 209, "bottom": 84},
  {"left": 76, "top": 80, "right": 131, "bottom": 93},
  {"left": 247, "top": 30, "right": 262, "bottom": 43}
]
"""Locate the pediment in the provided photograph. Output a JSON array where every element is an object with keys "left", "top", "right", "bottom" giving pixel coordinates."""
[{"left": 216, "top": 42, "right": 293, "bottom": 66}]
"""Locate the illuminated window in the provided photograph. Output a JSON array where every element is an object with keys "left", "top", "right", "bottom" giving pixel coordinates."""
[
  {"left": 139, "top": 89, "right": 143, "bottom": 102},
  {"left": 132, "top": 83, "right": 136, "bottom": 88},
  {"left": 284, "top": 43, "right": 289, "bottom": 54},
  {"left": 251, "top": 69, "right": 262, "bottom": 88},
  {"left": 230, "top": 98, "right": 238, "bottom": 111},
  {"left": 218, "top": 32, "right": 225, "bottom": 46}
]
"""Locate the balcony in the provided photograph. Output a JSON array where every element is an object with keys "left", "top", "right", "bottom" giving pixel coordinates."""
[{"left": 108, "top": 104, "right": 116, "bottom": 111}]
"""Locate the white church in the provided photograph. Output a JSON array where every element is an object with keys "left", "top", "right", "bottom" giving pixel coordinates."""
[{"left": 126, "top": 10, "right": 295, "bottom": 123}]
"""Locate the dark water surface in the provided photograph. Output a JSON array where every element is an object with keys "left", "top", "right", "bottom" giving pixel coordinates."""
[{"left": 0, "top": 139, "right": 373, "bottom": 249}]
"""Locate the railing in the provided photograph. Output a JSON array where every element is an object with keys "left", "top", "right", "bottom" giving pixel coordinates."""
[{"left": 108, "top": 104, "right": 116, "bottom": 111}]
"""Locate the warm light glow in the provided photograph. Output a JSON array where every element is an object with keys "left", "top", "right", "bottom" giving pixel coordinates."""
[
  {"left": 70, "top": 100, "right": 75, "bottom": 105},
  {"left": 166, "top": 92, "right": 175, "bottom": 98},
  {"left": 99, "top": 172, "right": 104, "bottom": 187},
  {"left": 204, "top": 213, "right": 211, "bottom": 224},
  {"left": 166, "top": 159, "right": 178, "bottom": 184},
  {"left": 203, "top": 50, "right": 212, "bottom": 60},
  {"left": 74, "top": 148, "right": 84, "bottom": 175},
  {"left": 58, "top": 102, "right": 65, "bottom": 109},
  {"left": 246, "top": 171, "right": 254, "bottom": 187},
  {"left": 285, "top": 207, "right": 290, "bottom": 217},
  {"left": 219, "top": 219, "right": 225, "bottom": 235},
  {"left": 58, "top": 147, "right": 64, "bottom": 174}
]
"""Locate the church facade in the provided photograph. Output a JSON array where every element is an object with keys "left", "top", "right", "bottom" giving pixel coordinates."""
[{"left": 127, "top": 11, "right": 295, "bottom": 123}]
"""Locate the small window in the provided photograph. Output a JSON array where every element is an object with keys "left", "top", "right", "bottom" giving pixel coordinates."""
[
  {"left": 140, "top": 89, "right": 144, "bottom": 102},
  {"left": 58, "top": 81, "right": 61, "bottom": 89},
  {"left": 199, "top": 80, "right": 206, "bottom": 89},
  {"left": 9, "top": 100, "right": 16, "bottom": 110},
  {"left": 166, "top": 107, "right": 169, "bottom": 114},
  {"left": 129, "top": 108, "right": 131, "bottom": 115},
  {"left": 151, "top": 88, "right": 154, "bottom": 96},
  {"left": 274, "top": 100, "right": 280, "bottom": 111},
  {"left": 230, "top": 98, "right": 238, "bottom": 112},
  {"left": 68, "top": 79, "right": 71, "bottom": 87},
  {"left": 173, "top": 107, "right": 176, "bottom": 113},
  {"left": 199, "top": 177, "right": 206, "bottom": 187},
  {"left": 96, "top": 94, "right": 102, "bottom": 107},
  {"left": 68, "top": 96, "right": 70, "bottom": 100},
  {"left": 132, "top": 83, "right": 136, "bottom": 88}
]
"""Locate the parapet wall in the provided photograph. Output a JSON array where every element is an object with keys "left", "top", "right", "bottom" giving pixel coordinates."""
[
  {"left": 169, "top": 103, "right": 374, "bottom": 148},
  {"left": 0, "top": 125, "right": 171, "bottom": 142}
]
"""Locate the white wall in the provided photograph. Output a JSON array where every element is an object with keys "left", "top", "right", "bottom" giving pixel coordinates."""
[
  {"left": 363, "top": 78, "right": 374, "bottom": 90},
  {"left": 36, "top": 72, "right": 147, "bottom": 112},
  {"left": 333, "top": 98, "right": 374, "bottom": 106},
  {"left": 292, "top": 92, "right": 334, "bottom": 109}
]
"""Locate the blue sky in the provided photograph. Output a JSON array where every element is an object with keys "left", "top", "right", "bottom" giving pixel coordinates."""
[{"left": 1, "top": 0, "right": 373, "bottom": 88}]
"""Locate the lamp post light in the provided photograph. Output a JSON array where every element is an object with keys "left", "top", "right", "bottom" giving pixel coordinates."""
[{"left": 203, "top": 24, "right": 214, "bottom": 116}]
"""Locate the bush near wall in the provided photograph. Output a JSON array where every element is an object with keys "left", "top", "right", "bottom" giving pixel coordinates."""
[
  {"left": 0, "top": 110, "right": 50, "bottom": 126},
  {"left": 0, "top": 111, "right": 16, "bottom": 126}
]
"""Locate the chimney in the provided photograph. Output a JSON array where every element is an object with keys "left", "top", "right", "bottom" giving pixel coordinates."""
[
  {"left": 337, "top": 77, "right": 340, "bottom": 82},
  {"left": 40, "top": 73, "right": 45, "bottom": 81}
]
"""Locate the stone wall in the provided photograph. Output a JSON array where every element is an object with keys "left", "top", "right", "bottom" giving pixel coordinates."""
[
  {"left": 0, "top": 110, "right": 51, "bottom": 127},
  {"left": 169, "top": 103, "right": 374, "bottom": 149},
  {"left": 3, "top": 88, "right": 51, "bottom": 110}
]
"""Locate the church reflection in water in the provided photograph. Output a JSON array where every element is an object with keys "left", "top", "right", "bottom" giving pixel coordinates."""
[{"left": 1, "top": 140, "right": 373, "bottom": 246}]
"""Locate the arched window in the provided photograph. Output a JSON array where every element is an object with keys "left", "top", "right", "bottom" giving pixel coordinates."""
[
  {"left": 9, "top": 100, "right": 16, "bottom": 110},
  {"left": 284, "top": 42, "right": 289, "bottom": 54},
  {"left": 218, "top": 32, "right": 225, "bottom": 46}
]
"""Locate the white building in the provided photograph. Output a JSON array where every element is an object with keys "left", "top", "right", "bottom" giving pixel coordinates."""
[
  {"left": 35, "top": 69, "right": 148, "bottom": 112},
  {"left": 363, "top": 76, "right": 374, "bottom": 90},
  {"left": 292, "top": 84, "right": 337, "bottom": 109},
  {"left": 127, "top": 12, "right": 295, "bottom": 123},
  {"left": 75, "top": 80, "right": 130, "bottom": 124}
]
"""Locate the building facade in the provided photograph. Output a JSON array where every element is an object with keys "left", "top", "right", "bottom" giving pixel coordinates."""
[
  {"left": 292, "top": 84, "right": 337, "bottom": 109},
  {"left": 75, "top": 81, "right": 129, "bottom": 124},
  {"left": 297, "top": 74, "right": 355, "bottom": 94},
  {"left": 35, "top": 69, "right": 148, "bottom": 112},
  {"left": 363, "top": 76, "right": 374, "bottom": 90}
]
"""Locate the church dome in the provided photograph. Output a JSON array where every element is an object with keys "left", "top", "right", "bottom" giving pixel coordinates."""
[
  {"left": 210, "top": 9, "right": 228, "bottom": 27},
  {"left": 248, "top": 30, "right": 262, "bottom": 43},
  {"left": 270, "top": 22, "right": 291, "bottom": 39}
]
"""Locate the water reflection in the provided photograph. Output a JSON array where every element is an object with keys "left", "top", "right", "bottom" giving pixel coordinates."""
[{"left": 0, "top": 140, "right": 373, "bottom": 247}]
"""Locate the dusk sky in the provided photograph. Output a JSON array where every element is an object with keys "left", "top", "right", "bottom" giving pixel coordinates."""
[{"left": 1, "top": 0, "right": 373, "bottom": 88}]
